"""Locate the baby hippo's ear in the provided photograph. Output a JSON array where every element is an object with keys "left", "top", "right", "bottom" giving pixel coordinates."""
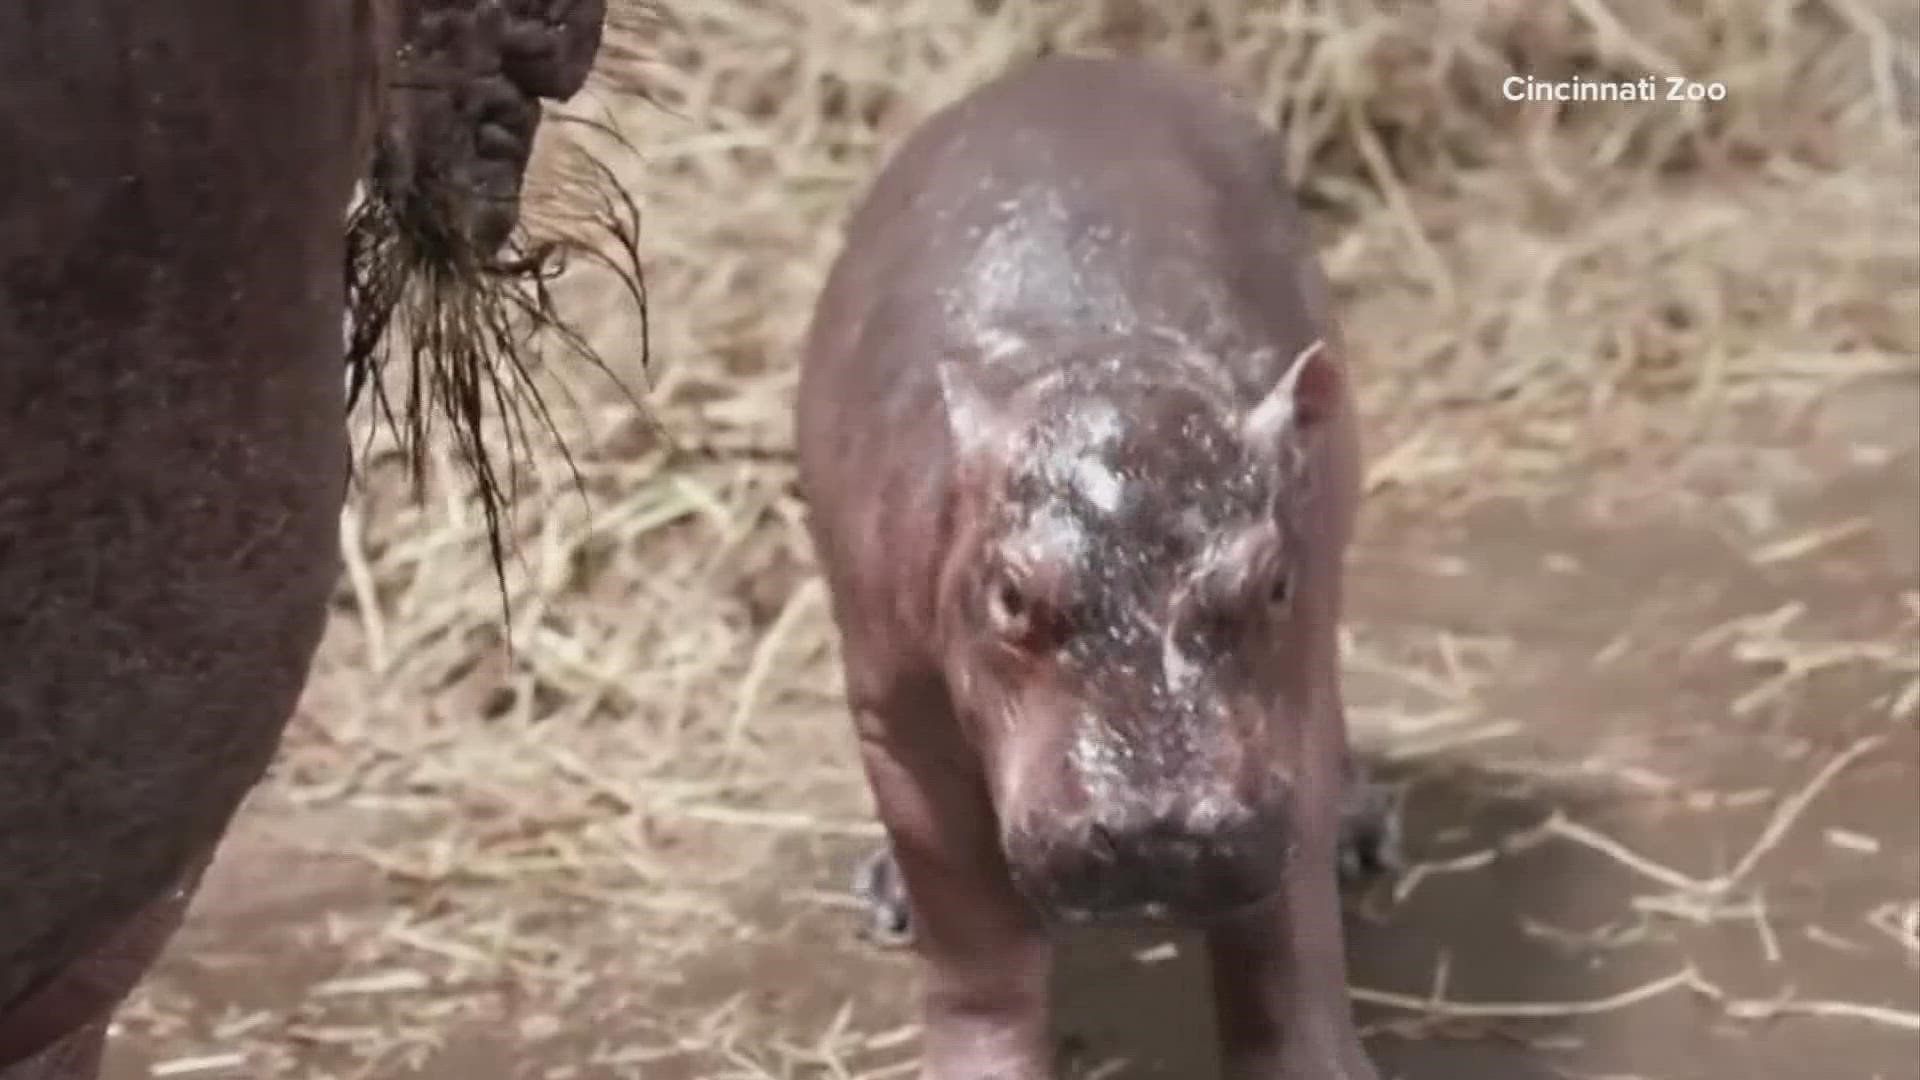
[
  {"left": 1241, "top": 339, "right": 1342, "bottom": 451},
  {"left": 938, "top": 359, "right": 1019, "bottom": 466}
]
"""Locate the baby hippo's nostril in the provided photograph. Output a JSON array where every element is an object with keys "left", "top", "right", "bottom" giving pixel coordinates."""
[{"left": 1086, "top": 821, "right": 1112, "bottom": 853}]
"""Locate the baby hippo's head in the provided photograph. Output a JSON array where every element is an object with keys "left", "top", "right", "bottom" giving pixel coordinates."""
[{"left": 934, "top": 334, "right": 1343, "bottom": 926}]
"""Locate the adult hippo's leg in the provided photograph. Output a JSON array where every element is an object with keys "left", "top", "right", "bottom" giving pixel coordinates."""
[
  {"left": 0, "top": 1, "right": 623, "bottom": 1076},
  {"left": 0, "top": 3, "right": 362, "bottom": 1071},
  {"left": 0, "top": 3, "right": 371, "bottom": 1072},
  {"left": 0, "top": 858, "right": 209, "bottom": 1078}
]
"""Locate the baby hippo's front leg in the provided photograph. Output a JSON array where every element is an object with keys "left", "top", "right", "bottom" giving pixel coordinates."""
[
  {"left": 1207, "top": 749, "right": 1381, "bottom": 1080},
  {"left": 856, "top": 717, "right": 1055, "bottom": 1080}
]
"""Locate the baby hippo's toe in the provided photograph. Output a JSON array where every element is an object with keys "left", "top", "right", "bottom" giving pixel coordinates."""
[
  {"left": 850, "top": 843, "right": 914, "bottom": 948},
  {"left": 1336, "top": 770, "right": 1403, "bottom": 887}
]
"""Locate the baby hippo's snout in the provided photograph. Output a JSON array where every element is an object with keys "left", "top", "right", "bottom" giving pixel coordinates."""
[{"left": 1007, "top": 791, "right": 1291, "bottom": 925}]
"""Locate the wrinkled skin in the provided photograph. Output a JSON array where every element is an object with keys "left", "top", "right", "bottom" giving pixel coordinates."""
[
  {"left": 376, "top": 0, "right": 609, "bottom": 252},
  {"left": 0, "top": 2, "right": 609, "bottom": 1076},
  {"left": 797, "top": 56, "right": 1386, "bottom": 1079}
]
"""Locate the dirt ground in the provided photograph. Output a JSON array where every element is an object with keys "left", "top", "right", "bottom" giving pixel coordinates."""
[
  {"left": 104, "top": 379, "right": 1920, "bottom": 1080},
  {"left": 98, "top": 2, "right": 1920, "bottom": 1078}
]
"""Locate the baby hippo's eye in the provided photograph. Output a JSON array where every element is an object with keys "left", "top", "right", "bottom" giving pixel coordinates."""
[
  {"left": 986, "top": 572, "right": 1069, "bottom": 651},
  {"left": 1267, "top": 568, "right": 1295, "bottom": 610},
  {"left": 988, "top": 579, "right": 1030, "bottom": 636}
]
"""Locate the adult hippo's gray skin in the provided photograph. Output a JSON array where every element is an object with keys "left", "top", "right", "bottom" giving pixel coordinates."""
[
  {"left": 798, "top": 55, "right": 1392, "bottom": 1079},
  {"left": 0, "top": 3, "right": 638, "bottom": 1077}
]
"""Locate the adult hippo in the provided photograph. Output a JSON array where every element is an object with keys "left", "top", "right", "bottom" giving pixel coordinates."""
[{"left": 0, "top": 3, "right": 641, "bottom": 1076}]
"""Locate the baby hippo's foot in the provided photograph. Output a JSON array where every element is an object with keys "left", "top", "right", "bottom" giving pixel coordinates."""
[
  {"left": 1335, "top": 769, "right": 1402, "bottom": 888},
  {"left": 851, "top": 843, "right": 915, "bottom": 947}
]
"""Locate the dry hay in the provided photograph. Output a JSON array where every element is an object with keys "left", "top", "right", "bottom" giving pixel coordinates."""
[{"left": 124, "top": 0, "right": 1920, "bottom": 1077}]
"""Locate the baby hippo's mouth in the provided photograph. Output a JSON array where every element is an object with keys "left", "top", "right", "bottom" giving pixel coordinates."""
[{"left": 1004, "top": 802, "right": 1292, "bottom": 927}]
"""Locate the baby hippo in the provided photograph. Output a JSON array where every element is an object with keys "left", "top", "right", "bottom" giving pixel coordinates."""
[{"left": 796, "top": 55, "right": 1387, "bottom": 1080}]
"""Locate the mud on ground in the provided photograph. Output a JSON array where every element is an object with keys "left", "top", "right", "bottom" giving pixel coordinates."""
[{"left": 107, "top": 2, "right": 1920, "bottom": 1078}]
